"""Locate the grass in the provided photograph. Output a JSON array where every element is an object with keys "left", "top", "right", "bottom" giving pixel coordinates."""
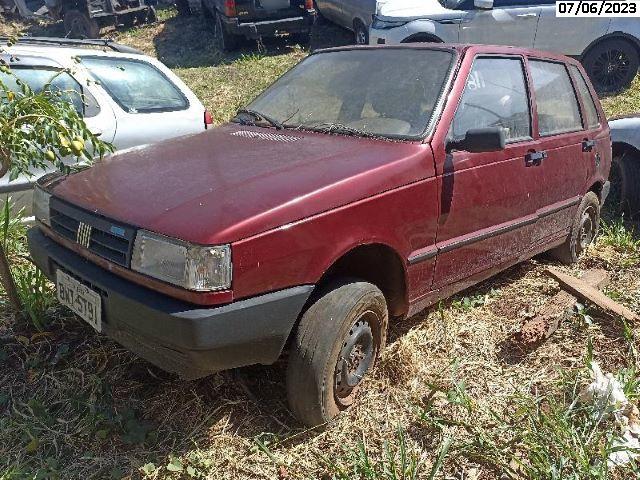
[{"left": 1, "top": 8, "right": 640, "bottom": 480}]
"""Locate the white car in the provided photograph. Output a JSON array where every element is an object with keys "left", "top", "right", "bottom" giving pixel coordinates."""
[
  {"left": 0, "top": 37, "right": 211, "bottom": 218},
  {"left": 369, "top": 0, "right": 640, "bottom": 94}
]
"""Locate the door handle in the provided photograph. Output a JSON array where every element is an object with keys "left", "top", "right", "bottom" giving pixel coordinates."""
[
  {"left": 582, "top": 139, "right": 596, "bottom": 152},
  {"left": 516, "top": 12, "right": 537, "bottom": 17},
  {"left": 525, "top": 150, "right": 547, "bottom": 166}
]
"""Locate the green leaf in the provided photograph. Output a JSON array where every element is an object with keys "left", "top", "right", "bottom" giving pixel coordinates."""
[{"left": 166, "top": 457, "right": 184, "bottom": 473}]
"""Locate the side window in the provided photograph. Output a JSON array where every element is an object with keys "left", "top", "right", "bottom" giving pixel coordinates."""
[
  {"left": 80, "top": 57, "right": 188, "bottom": 114},
  {"left": 529, "top": 60, "right": 582, "bottom": 136},
  {"left": 0, "top": 68, "right": 100, "bottom": 118},
  {"left": 569, "top": 64, "right": 600, "bottom": 129},
  {"left": 451, "top": 57, "right": 531, "bottom": 143}
]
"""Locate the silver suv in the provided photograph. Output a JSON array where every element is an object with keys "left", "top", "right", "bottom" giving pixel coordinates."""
[
  {"left": 369, "top": 0, "right": 640, "bottom": 94},
  {"left": 1, "top": 37, "right": 209, "bottom": 218}
]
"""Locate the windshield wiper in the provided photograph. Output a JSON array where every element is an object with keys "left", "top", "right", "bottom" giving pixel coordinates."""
[
  {"left": 234, "top": 108, "right": 284, "bottom": 130},
  {"left": 299, "top": 122, "right": 377, "bottom": 138}
]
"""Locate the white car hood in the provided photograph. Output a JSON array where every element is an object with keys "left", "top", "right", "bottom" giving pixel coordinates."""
[{"left": 377, "top": 0, "right": 454, "bottom": 19}]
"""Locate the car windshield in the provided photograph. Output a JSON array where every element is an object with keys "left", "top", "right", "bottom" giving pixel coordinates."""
[{"left": 243, "top": 48, "right": 455, "bottom": 139}]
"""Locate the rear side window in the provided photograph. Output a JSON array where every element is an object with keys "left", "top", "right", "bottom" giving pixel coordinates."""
[
  {"left": 0, "top": 67, "right": 100, "bottom": 117},
  {"left": 451, "top": 57, "right": 531, "bottom": 143},
  {"left": 529, "top": 60, "right": 582, "bottom": 136},
  {"left": 80, "top": 57, "right": 188, "bottom": 114},
  {"left": 569, "top": 65, "right": 600, "bottom": 129}
]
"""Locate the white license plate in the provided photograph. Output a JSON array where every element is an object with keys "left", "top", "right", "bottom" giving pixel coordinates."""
[{"left": 56, "top": 270, "right": 102, "bottom": 332}]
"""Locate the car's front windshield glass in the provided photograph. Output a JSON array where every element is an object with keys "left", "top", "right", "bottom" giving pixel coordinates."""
[{"left": 243, "top": 48, "right": 455, "bottom": 139}]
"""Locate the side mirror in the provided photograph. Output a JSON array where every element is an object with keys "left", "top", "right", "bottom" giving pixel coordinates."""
[
  {"left": 474, "top": 0, "right": 494, "bottom": 9},
  {"left": 447, "top": 127, "right": 506, "bottom": 153}
]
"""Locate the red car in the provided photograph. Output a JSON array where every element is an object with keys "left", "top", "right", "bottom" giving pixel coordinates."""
[{"left": 28, "top": 44, "right": 611, "bottom": 426}]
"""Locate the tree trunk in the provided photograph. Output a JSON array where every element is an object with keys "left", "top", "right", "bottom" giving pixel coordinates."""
[{"left": 0, "top": 243, "right": 21, "bottom": 312}]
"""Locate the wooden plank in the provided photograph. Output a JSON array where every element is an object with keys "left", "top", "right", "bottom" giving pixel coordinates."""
[
  {"left": 546, "top": 267, "right": 640, "bottom": 322},
  {"left": 517, "top": 269, "right": 609, "bottom": 346}
]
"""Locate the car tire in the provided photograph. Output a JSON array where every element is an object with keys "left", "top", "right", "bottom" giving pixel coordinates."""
[
  {"left": 63, "top": 10, "right": 100, "bottom": 39},
  {"left": 286, "top": 279, "right": 388, "bottom": 427},
  {"left": 550, "top": 191, "right": 601, "bottom": 264},
  {"left": 214, "top": 11, "right": 239, "bottom": 51},
  {"left": 353, "top": 20, "right": 368, "bottom": 45},
  {"left": 291, "top": 31, "right": 311, "bottom": 46},
  {"left": 583, "top": 39, "right": 640, "bottom": 95},
  {"left": 610, "top": 150, "right": 640, "bottom": 217}
]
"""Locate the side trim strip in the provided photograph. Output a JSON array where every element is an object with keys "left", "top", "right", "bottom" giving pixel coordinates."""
[{"left": 407, "top": 196, "right": 580, "bottom": 265}]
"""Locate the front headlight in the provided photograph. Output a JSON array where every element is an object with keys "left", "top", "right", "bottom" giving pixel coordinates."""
[
  {"left": 33, "top": 185, "right": 51, "bottom": 226},
  {"left": 131, "top": 230, "right": 232, "bottom": 291},
  {"left": 371, "top": 15, "right": 409, "bottom": 30}
]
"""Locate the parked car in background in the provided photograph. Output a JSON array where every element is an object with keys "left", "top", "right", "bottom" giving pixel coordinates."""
[
  {"left": 315, "top": 0, "right": 376, "bottom": 44},
  {"left": 200, "top": 0, "right": 316, "bottom": 51},
  {"left": 609, "top": 114, "right": 640, "bottom": 216},
  {"left": 28, "top": 44, "right": 610, "bottom": 427},
  {"left": 369, "top": 0, "right": 640, "bottom": 95},
  {"left": 1, "top": 37, "right": 210, "bottom": 218}
]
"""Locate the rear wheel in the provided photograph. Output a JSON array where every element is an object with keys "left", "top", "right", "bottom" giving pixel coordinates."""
[
  {"left": 353, "top": 20, "right": 368, "bottom": 45},
  {"left": 63, "top": 10, "right": 100, "bottom": 39},
  {"left": 550, "top": 191, "right": 600, "bottom": 264},
  {"left": 214, "top": 11, "right": 239, "bottom": 51},
  {"left": 286, "top": 280, "right": 388, "bottom": 427},
  {"left": 583, "top": 39, "right": 639, "bottom": 95},
  {"left": 610, "top": 150, "right": 640, "bottom": 217}
]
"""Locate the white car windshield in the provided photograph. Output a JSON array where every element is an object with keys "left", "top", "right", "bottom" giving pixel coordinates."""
[{"left": 244, "top": 48, "right": 455, "bottom": 139}]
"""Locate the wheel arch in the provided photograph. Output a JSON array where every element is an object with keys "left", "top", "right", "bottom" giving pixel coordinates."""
[
  {"left": 581, "top": 32, "right": 640, "bottom": 61},
  {"left": 613, "top": 141, "right": 640, "bottom": 159},
  {"left": 401, "top": 32, "right": 444, "bottom": 44},
  {"left": 314, "top": 243, "right": 408, "bottom": 318}
]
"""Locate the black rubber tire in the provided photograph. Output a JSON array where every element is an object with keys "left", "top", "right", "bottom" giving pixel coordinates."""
[
  {"left": 286, "top": 279, "right": 388, "bottom": 427},
  {"left": 63, "top": 10, "right": 100, "bottom": 39},
  {"left": 611, "top": 150, "right": 640, "bottom": 218},
  {"left": 583, "top": 39, "right": 640, "bottom": 95},
  {"left": 550, "top": 191, "right": 601, "bottom": 264},
  {"left": 353, "top": 20, "right": 368, "bottom": 45},
  {"left": 214, "top": 11, "right": 239, "bottom": 51},
  {"left": 291, "top": 31, "right": 311, "bottom": 46}
]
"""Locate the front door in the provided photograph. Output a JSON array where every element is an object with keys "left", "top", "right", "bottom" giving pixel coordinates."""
[
  {"left": 459, "top": 0, "right": 541, "bottom": 48},
  {"left": 433, "top": 55, "right": 543, "bottom": 288}
]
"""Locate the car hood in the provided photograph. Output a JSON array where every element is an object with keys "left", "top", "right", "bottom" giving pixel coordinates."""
[
  {"left": 377, "top": 0, "right": 457, "bottom": 20},
  {"left": 52, "top": 124, "right": 432, "bottom": 244}
]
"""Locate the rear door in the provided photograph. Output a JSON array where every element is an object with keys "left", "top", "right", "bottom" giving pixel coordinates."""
[
  {"left": 459, "top": 0, "right": 541, "bottom": 48},
  {"left": 527, "top": 59, "right": 590, "bottom": 242},
  {"left": 432, "top": 55, "right": 543, "bottom": 288}
]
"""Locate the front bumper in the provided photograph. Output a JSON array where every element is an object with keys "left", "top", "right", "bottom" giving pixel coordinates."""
[
  {"left": 28, "top": 227, "right": 313, "bottom": 379},
  {"left": 222, "top": 12, "right": 316, "bottom": 39}
]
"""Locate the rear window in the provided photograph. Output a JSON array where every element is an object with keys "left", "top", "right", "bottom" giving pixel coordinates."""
[
  {"left": 569, "top": 65, "right": 600, "bottom": 129},
  {"left": 0, "top": 67, "right": 100, "bottom": 117},
  {"left": 529, "top": 60, "right": 582, "bottom": 136},
  {"left": 80, "top": 57, "right": 188, "bottom": 114}
]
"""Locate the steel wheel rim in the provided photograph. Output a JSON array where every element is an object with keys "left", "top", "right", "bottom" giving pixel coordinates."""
[
  {"left": 334, "top": 311, "right": 377, "bottom": 404},
  {"left": 578, "top": 206, "right": 596, "bottom": 252},
  {"left": 355, "top": 28, "right": 366, "bottom": 45},
  {"left": 592, "top": 48, "right": 631, "bottom": 91}
]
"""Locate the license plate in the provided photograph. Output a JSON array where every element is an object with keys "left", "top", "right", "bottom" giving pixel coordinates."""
[{"left": 56, "top": 270, "right": 102, "bottom": 332}]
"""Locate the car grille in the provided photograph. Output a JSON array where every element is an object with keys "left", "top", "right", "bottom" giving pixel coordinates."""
[{"left": 49, "top": 197, "right": 136, "bottom": 267}]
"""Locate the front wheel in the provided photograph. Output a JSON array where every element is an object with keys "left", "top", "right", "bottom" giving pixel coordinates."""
[
  {"left": 286, "top": 280, "right": 388, "bottom": 427},
  {"left": 550, "top": 191, "right": 601, "bottom": 264},
  {"left": 583, "top": 39, "right": 639, "bottom": 95},
  {"left": 610, "top": 151, "right": 640, "bottom": 217},
  {"left": 353, "top": 20, "right": 368, "bottom": 45}
]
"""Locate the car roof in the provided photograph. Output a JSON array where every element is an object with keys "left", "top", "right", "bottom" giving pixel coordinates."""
[
  {"left": 314, "top": 43, "right": 581, "bottom": 66},
  {"left": 0, "top": 38, "right": 152, "bottom": 69}
]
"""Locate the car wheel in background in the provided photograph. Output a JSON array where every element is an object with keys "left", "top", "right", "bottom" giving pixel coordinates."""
[
  {"left": 610, "top": 151, "right": 640, "bottom": 217},
  {"left": 286, "top": 279, "right": 388, "bottom": 427},
  {"left": 214, "top": 12, "right": 239, "bottom": 51},
  {"left": 583, "top": 39, "right": 639, "bottom": 95},
  {"left": 63, "top": 10, "right": 100, "bottom": 39},
  {"left": 353, "top": 20, "right": 368, "bottom": 45},
  {"left": 550, "top": 191, "right": 601, "bottom": 264}
]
